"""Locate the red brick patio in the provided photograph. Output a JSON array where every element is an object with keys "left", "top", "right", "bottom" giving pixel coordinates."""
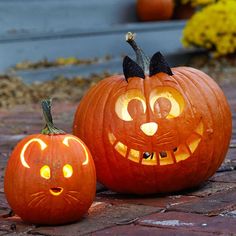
[{"left": 0, "top": 82, "right": 235, "bottom": 235}]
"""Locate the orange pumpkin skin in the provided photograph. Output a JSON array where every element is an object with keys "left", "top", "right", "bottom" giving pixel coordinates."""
[
  {"left": 4, "top": 101, "right": 96, "bottom": 225},
  {"left": 4, "top": 134, "right": 96, "bottom": 225},
  {"left": 137, "top": 0, "right": 174, "bottom": 21},
  {"left": 73, "top": 67, "right": 231, "bottom": 194}
]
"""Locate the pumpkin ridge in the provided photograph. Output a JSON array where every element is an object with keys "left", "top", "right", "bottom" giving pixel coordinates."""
[
  {"left": 171, "top": 70, "right": 209, "bottom": 184},
  {"left": 189, "top": 70, "right": 226, "bottom": 179},
  {"left": 171, "top": 70, "right": 196, "bottom": 117},
  {"left": 101, "top": 79, "right": 127, "bottom": 190},
  {"left": 185, "top": 68, "right": 231, "bottom": 177},
  {"left": 177, "top": 69, "right": 217, "bottom": 183},
  {"left": 93, "top": 79, "right": 120, "bottom": 186},
  {"left": 76, "top": 79, "right": 112, "bottom": 139},
  {"left": 74, "top": 80, "right": 105, "bottom": 139}
]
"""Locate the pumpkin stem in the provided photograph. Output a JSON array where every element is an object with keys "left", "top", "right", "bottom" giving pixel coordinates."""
[
  {"left": 41, "top": 99, "right": 65, "bottom": 135},
  {"left": 126, "top": 32, "right": 150, "bottom": 74}
]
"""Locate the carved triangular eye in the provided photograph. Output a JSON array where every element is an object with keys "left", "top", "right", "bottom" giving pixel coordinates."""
[
  {"left": 123, "top": 56, "right": 145, "bottom": 82},
  {"left": 149, "top": 52, "right": 173, "bottom": 76}
]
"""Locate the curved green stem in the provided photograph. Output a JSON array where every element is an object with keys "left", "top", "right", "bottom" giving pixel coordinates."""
[
  {"left": 126, "top": 32, "right": 150, "bottom": 74},
  {"left": 41, "top": 99, "right": 65, "bottom": 135}
]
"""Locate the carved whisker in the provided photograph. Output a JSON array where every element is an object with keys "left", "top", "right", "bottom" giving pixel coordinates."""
[
  {"left": 67, "top": 190, "right": 79, "bottom": 194},
  {"left": 30, "top": 191, "right": 45, "bottom": 197},
  {"left": 66, "top": 193, "right": 79, "bottom": 202},
  {"left": 34, "top": 196, "right": 47, "bottom": 208},
  {"left": 129, "top": 135, "right": 146, "bottom": 145},
  {"left": 156, "top": 141, "right": 174, "bottom": 147},
  {"left": 156, "top": 138, "right": 174, "bottom": 145},
  {"left": 28, "top": 194, "right": 46, "bottom": 207},
  {"left": 157, "top": 131, "right": 173, "bottom": 139},
  {"left": 63, "top": 196, "right": 72, "bottom": 205}
]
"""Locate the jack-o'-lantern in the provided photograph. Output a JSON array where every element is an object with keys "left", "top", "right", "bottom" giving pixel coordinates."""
[
  {"left": 73, "top": 32, "right": 232, "bottom": 194},
  {"left": 4, "top": 100, "right": 96, "bottom": 225}
]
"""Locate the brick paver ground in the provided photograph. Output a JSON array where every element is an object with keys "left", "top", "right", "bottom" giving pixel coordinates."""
[{"left": 0, "top": 82, "right": 235, "bottom": 235}]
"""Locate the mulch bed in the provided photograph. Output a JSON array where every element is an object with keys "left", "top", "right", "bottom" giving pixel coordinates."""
[
  {"left": 0, "top": 54, "right": 236, "bottom": 108},
  {"left": 0, "top": 73, "right": 110, "bottom": 108}
]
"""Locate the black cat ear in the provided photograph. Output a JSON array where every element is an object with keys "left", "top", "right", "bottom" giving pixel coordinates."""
[
  {"left": 149, "top": 52, "right": 173, "bottom": 76},
  {"left": 123, "top": 56, "right": 145, "bottom": 82}
]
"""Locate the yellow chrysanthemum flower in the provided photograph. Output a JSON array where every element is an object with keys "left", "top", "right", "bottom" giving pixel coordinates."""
[
  {"left": 180, "top": 0, "right": 217, "bottom": 6},
  {"left": 182, "top": 0, "right": 236, "bottom": 56}
]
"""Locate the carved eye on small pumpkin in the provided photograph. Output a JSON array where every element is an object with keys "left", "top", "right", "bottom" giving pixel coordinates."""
[
  {"left": 63, "top": 164, "right": 73, "bottom": 178},
  {"left": 150, "top": 87, "right": 185, "bottom": 118},
  {"left": 115, "top": 89, "right": 146, "bottom": 121},
  {"left": 40, "top": 165, "right": 51, "bottom": 179}
]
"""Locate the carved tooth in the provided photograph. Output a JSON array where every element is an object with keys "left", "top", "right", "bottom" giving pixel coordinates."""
[
  {"left": 108, "top": 133, "right": 116, "bottom": 145},
  {"left": 111, "top": 121, "right": 203, "bottom": 164},
  {"left": 186, "top": 134, "right": 201, "bottom": 154},
  {"left": 195, "top": 121, "right": 204, "bottom": 135},
  {"left": 143, "top": 152, "right": 153, "bottom": 159},
  {"left": 173, "top": 147, "right": 177, "bottom": 152},
  {"left": 174, "top": 144, "right": 190, "bottom": 163},
  {"left": 128, "top": 149, "right": 140, "bottom": 163},
  {"left": 115, "top": 142, "right": 127, "bottom": 157},
  {"left": 142, "top": 152, "right": 157, "bottom": 166},
  {"left": 159, "top": 151, "right": 167, "bottom": 158},
  {"left": 159, "top": 151, "right": 174, "bottom": 165},
  {"left": 170, "top": 150, "right": 177, "bottom": 163}
]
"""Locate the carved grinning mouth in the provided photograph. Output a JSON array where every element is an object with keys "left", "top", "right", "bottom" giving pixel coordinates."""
[
  {"left": 108, "top": 121, "right": 204, "bottom": 166},
  {"left": 49, "top": 187, "right": 64, "bottom": 196}
]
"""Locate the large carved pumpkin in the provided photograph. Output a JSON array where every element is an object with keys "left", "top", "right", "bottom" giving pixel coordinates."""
[
  {"left": 4, "top": 100, "right": 96, "bottom": 225},
  {"left": 73, "top": 33, "right": 232, "bottom": 194}
]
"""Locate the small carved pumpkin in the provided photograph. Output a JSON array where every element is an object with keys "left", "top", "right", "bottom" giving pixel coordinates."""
[
  {"left": 73, "top": 32, "right": 232, "bottom": 194},
  {"left": 4, "top": 100, "right": 96, "bottom": 225},
  {"left": 137, "top": 0, "right": 174, "bottom": 21}
]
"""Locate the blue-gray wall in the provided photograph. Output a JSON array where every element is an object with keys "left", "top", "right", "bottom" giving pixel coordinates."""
[{"left": 0, "top": 0, "right": 191, "bottom": 81}]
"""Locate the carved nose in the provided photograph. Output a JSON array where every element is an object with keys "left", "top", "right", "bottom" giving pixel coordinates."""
[{"left": 140, "top": 122, "right": 158, "bottom": 136}]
